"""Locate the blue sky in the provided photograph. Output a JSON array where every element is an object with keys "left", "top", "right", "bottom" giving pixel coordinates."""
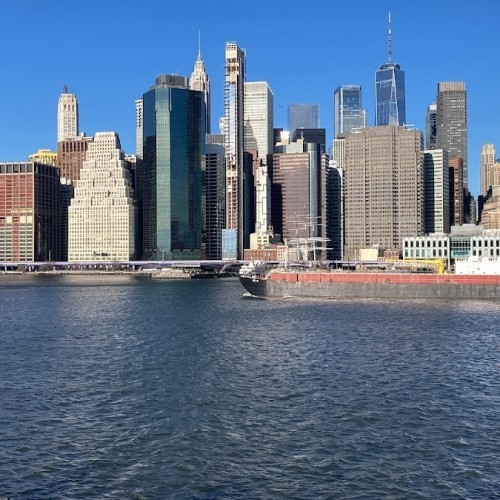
[{"left": 1, "top": 0, "right": 499, "bottom": 199}]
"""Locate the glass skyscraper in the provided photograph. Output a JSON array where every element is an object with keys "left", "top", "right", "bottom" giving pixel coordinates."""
[
  {"left": 375, "top": 63, "right": 406, "bottom": 126},
  {"left": 287, "top": 103, "right": 320, "bottom": 134},
  {"left": 375, "top": 14, "right": 406, "bottom": 126},
  {"left": 140, "top": 74, "right": 204, "bottom": 260},
  {"left": 334, "top": 85, "right": 366, "bottom": 138}
]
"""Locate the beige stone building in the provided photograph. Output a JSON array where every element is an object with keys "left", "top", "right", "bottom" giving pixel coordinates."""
[
  {"left": 343, "top": 125, "right": 424, "bottom": 259},
  {"left": 480, "top": 163, "right": 500, "bottom": 229},
  {"left": 68, "top": 132, "right": 136, "bottom": 261}
]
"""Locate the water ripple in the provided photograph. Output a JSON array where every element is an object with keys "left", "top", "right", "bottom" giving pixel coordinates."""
[{"left": 0, "top": 276, "right": 499, "bottom": 498}]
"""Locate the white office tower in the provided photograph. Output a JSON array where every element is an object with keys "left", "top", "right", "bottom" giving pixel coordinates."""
[
  {"left": 244, "top": 82, "right": 273, "bottom": 159},
  {"left": 244, "top": 81, "right": 274, "bottom": 249},
  {"left": 68, "top": 132, "right": 137, "bottom": 262},
  {"left": 57, "top": 86, "right": 79, "bottom": 142}
]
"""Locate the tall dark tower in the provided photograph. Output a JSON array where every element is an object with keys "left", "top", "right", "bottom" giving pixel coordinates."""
[
  {"left": 436, "top": 82, "right": 468, "bottom": 187},
  {"left": 375, "top": 13, "right": 406, "bottom": 126}
]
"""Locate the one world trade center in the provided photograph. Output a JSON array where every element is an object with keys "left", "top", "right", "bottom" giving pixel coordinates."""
[{"left": 375, "top": 13, "right": 406, "bottom": 126}]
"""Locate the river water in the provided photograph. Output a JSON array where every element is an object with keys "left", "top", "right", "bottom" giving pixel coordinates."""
[{"left": 0, "top": 275, "right": 499, "bottom": 498}]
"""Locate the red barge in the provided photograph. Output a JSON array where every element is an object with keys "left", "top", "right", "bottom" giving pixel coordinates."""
[{"left": 239, "top": 259, "right": 500, "bottom": 300}]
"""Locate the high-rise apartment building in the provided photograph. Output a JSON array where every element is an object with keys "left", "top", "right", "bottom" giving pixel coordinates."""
[
  {"left": 190, "top": 46, "right": 211, "bottom": 134},
  {"left": 68, "top": 132, "right": 136, "bottom": 262},
  {"left": 223, "top": 42, "right": 246, "bottom": 259},
  {"left": 425, "top": 103, "right": 437, "bottom": 149},
  {"left": 0, "top": 162, "right": 60, "bottom": 262},
  {"left": 204, "top": 135, "right": 226, "bottom": 260},
  {"left": 57, "top": 86, "right": 79, "bottom": 143},
  {"left": 436, "top": 82, "right": 468, "bottom": 187},
  {"left": 424, "top": 149, "right": 450, "bottom": 234},
  {"left": 343, "top": 126, "right": 423, "bottom": 258},
  {"left": 287, "top": 103, "right": 320, "bottom": 134},
  {"left": 480, "top": 144, "right": 495, "bottom": 197},
  {"left": 334, "top": 85, "right": 366, "bottom": 138},
  {"left": 56, "top": 134, "right": 93, "bottom": 182},
  {"left": 140, "top": 74, "right": 204, "bottom": 260},
  {"left": 375, "top": 14, "right": 406, "bottom": 126},
  {"left": 270, "top": 135, "right": 328, "bottom": 244}
]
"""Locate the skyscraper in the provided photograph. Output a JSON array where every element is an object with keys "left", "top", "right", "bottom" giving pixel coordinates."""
[
  {"left": 0, "top": 162, "right": 60, "bottom": 262},
  {"left": 244, "top": 82, "right": 273, "bottom": 159},
  {"left": 68, "top": 132, "right": 137, "bottom": 262},
  {"left": 334, "top": 85, "right": 366, "bottom": 138},
  {"left": 57, "top": 86, "right": 79, "bottom": 143},
  {"left": 343, "top": 126, "right": 423, "bottom": 259},
  {"left": 270, "top": 134, "right": 328, "bottom": 244},
  {"left": 424, "top": 149, "right": 450, "bottom": 234},
  {"left": 287, "top": 103, "right": 320, "bottom": 134},
  {"left": 189, "top": 39, "right": 211, "bottom": 134},
  {"left": 204, "top": 134, "right": 226, "bottom": 260},
  {"left": 56, "top": 134, "right": 93, "bottom": 182},
  {"left": 375, "top": 14, "right": 406, "bottom": 126},
  {"left": 135, "top": 98, "right": 143, "bottom": 159},
  {"left": 448, "top": 157, "right": 464, "bottom": 227},
  {"left": 140, "top": 74, "right": 204, "bottom": 260},
  {"left": 223, "top": 42, "right": 246, "bottom": 259},
  {"left": 425, "top": 103, "right": 437, "bottom": 149},
  {"left": 436, "top": 81, "right": 468, "bottom": 187},
  {"left": 480, "top": 144, "right": 495, "bottom": 197},
  {"left": 244, "top": 82, "right": 274, "bottom": 248}
]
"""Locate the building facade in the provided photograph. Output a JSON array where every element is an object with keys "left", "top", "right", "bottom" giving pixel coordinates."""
[
  {"left": 190, "top": 47, "right": 211, "bottom": 135},
  {"left": 480, "top": 143, "right": 495, "bottom": 197},
  {"left": 56, "top": 135, "right": 93, "bottom": 182},
  {"left": 68, "top": 132, "right": 136, "bottom": 262},
  {"left": 425, "top": 103, "right": 437, "bottom": 149},
  {"left": 29, "top": 149, "right": 57, "bottom": 166},
  {"left": 244, "top": 81, "right": 274, "bottom": 249},
  {"left": 57, "top": 86, "right": 79, "bottom": 143},
  {"left": 375, "top": 14, "right": 406, "bottom": 126},
  {"left": 287, "top": 103, "right": 320, "bottom": 134},
  {"left": 449, "top": 156, "right": 465, "bottom": 227},
  {"left": 270, "top": 136, "right": 328, "bottom": 244},
  {"left": 0, "top": 162, "right": 60, "bottom": 262},
  {"left": 140, "top": 74, "right": 204, "bottom": 260},
  {"left": 204, "top": 135, "right": 226, "bottom": 260},
  {"left": 223, "top": 42, "right": 246, "bottom": 258},
  {"left": 334, "top": 85, "right": 365, "bottom": 138},
  {"left": 244, "top": 82, "right": 273, "bottom": 160},
  {"left": 424, "top": 149, "right": 450, "bottom": 234},
  {"left": 436, "top": 81, "right": 468, "bottom": 187},
  {"left": 343, "top": 126, "right": 423, "bottom": 258},
  {"left": 135, "top": 98, "right": 143, "bottom": 160},
  {"left": 404, "top": 227, "right": 500, "bottom": 264}
]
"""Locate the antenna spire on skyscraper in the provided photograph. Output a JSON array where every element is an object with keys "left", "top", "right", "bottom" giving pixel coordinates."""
[
  {"left": 388, "top": 12, "right": 392, "bottom": 63},
  {"left": 198, "top": 30, "right": 201, "bottom": 59}
]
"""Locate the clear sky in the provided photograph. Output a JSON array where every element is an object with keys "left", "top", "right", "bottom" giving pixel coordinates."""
[{"left": 1, "top": 0, "right": 499, "bottom": 199}]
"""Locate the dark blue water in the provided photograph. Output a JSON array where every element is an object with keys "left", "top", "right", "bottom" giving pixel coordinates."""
[{"left": 0, "top": 275, "right": 499, "bottom": 499}]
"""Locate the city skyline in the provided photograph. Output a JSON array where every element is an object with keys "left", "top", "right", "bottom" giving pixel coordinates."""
[{"left": 1, "top": 1, "right": 499, "bottom": 200}]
